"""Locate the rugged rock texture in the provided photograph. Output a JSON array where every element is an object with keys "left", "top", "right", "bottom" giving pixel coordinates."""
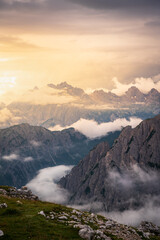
[
  {"left": 0, "top": 123, "right": 120, "bottom": 187},
  {"left": 0, "top": 186, "right": 38, "bottom": 200},
  {"left": 60, "top": 114, "right": 160, "bottom": 211}
]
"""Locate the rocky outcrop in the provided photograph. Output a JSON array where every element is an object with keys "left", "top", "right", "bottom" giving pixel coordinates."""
[
  {"left": 0, "top": 203, "right": 7, "bottom": 208},
  {"left": 138, "top": 221, "right": 160, "bottom": 239},
  {"left": 0, "top": 185, "right": 159, "bottom": 240},
  {"left": 38, "top": 207, "right": 160, "bottom": 240},
  {"left": 0, "top": 230, "right": 4, "bottom": 237},
  {"left": 0, "top": 186, "right": 38, "bottom": 200},
  {"left": 60, "top": 114, "right": 160, "bottom": 211}
]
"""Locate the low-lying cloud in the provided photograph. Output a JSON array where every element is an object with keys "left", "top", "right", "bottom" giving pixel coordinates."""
[
  {"left": 100, "top": 197, "right": 160, "bottom": 226},
  {"left": 2, "top": 152, "right": 34, "bottom": 162},
  {"left": 108, "top": 164, "right": 159, "bottom": 189},
  {"left": 30, "top": 140, "right": 42, "bottom": 147},
  {"left": 24, "top": 156, "right": 34, "bottom": 162},
  {"left": 0, "top": 108, "right": 20, "bottom": 127},
  {"left": 2, "top": 153, "right": 19, "bottom": 161},
  {"left": 27, "top": 165, "right": 73, "bottom": 204},
  {"left": 49, "top": 117, "right": 142, "bottom": 139},
  {"left": 26, "top": 164, "right": 160, "bottom": 226}
]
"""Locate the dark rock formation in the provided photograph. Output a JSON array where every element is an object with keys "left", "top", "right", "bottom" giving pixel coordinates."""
[
  {"left": 60, "top": 114, "right": 160, "bottom": 211},
  {"left": 0, "top": 123, "right": 120, "bottom": 187}
]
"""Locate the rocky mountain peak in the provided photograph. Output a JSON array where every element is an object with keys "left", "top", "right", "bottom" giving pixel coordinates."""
[
  {"left": 148, "top": 88, "right": 160, "bottom": 95},
  {"left": 59, "top": 114, "right": 160, "bottom": 212},
  {"left": 124, "top": 86, "right": 145, "bottom": 102},
  {"left": 146, "top": 88, "right": 160, "bottom": 103}
]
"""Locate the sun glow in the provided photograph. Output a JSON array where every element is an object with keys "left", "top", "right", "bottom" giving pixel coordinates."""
[
  {"left": 0, "top": 74, "right": 16, "bottom": 95},
  {"left": 0, "top": 58, "right": 9, "bottom": 62}
]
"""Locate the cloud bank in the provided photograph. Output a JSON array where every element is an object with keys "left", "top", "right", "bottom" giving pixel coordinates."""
[
  {"left": 26, "top": 163, "right": 160, "bottom": 226},
  {"left": 101, "top": 198, "right": 160, "bottom": 226},
  {"left": 24, "top": 156, "right": 34, "bottom": 162},
  {"left": 49, "top": 117, "right": 142, "bottom": 139},
  {"left": 69, "top": 165, "right": 160, "bottom": 226},
  {"left": 2, "top": 153, "right": 19, "bottom": 161},
  {"left": 112, "top": 76, "right": 160, "bottom": 95},
  {"left": 2, "top": 152, "right": 34, "bottom": 162},
  {"left": 27, "top": 165, "right": 73, "bottom": 204}
]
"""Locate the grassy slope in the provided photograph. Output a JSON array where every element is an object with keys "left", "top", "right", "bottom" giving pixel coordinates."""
[
  {"left": 0, "top": 191, "right": 160, "bottom": 240},
  {"left": 0, "top": 195, "right": 81, "bottom": 240}
]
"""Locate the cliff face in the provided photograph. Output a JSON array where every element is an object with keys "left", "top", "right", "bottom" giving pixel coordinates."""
[
  {"left": 0, "top": 123, "right": 120, "bottom": 188},
  {"left": 59, "top": 115, "right": 160, "bottom": 211}
]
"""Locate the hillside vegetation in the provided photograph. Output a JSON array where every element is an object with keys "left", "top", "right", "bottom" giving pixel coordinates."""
[{"left": 0, "top": 186, "right": 160, "bottom": 240}]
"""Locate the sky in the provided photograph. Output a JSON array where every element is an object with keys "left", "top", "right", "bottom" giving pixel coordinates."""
[{"left": 0, "top": 0, "right": 160, "bottom": 95}]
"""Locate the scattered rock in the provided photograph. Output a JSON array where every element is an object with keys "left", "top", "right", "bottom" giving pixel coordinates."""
[
  {"left": 5, "top": 187, "right": 39, "bottom": 201},
  {"left": 58, "top": 216, "right": 68, "bottom": 220},
  {"left": 0, "top": 203, "right": 7, "bottom": 208},
  {"left": 34, "top": 208, "right": 160, "bottom": 240},
  {"left": 0, "top": 230, "right": 4, "bottom": 237},
  {"left": 38, "top": 211, "right": 46, "bottom": 217},
  {"left": 0, "top": 189, "right": 7, "bottom": 195},
  {"left": 138, "top": 221, "right": 160, "bottom": 238},
  {"left": 79, "top": 225, "right": 94, "bottom": 240}
]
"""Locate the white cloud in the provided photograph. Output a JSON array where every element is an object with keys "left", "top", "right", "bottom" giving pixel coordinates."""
[
  {"left": 24, "top": 156, "right": 34, "bottom": 162},
  {"left": 49, "top": 117, "right": 142, "bottom": 139},
  {"left": 27, "top": 165, "right": 73, "bottom": 204},
  {"left": 111, "top": 75, "right": 160, "bottom": 95},
  {"left": 100, "top": 197, "right": 160, "bottom": 226},
  {"left": 0, "top": 108, "right": 21, "bottom": 128},
  {"left": 0, "top": 108, "right": 14, "bottom": 123},
  {"left": 30, "top": 140, "right": 42, "bottom": 147},
  {"left": 134, "top": 77, "right": 160, "bottom": 93},
  {"left": 111, "top": 77, "right": 134, "bottom": 96},
  {"left": 0, "top": 75, "right": 16, "bottom": 95},
  {"left": 102, "top": 166, "right": 160, "bottom": 226},
  {"left": 108, "top": 170, "right": 133, "bottom": 188},
  {"left": 2, "top": 153, "right": 34, "bottom": 162},
  {"left": 132, "top": 165, "right": 158, "bottom": 183},
  {"left": 2, "top": 153, "right": 19, "bottom": 161}
]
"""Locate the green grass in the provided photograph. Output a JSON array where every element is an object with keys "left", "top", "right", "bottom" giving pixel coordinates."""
[{"left": 0, "top": 196, "right": 82, "bottom": 240}]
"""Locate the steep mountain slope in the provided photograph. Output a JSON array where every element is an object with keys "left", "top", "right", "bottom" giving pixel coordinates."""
[
  {"left": 0, "top": 123, "right": 120, "bottom": 188},
  {"left": 60, "top": 114, "right": 160, "bottom": 212}
]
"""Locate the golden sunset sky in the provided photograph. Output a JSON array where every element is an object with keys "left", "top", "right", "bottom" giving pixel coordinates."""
[{"left": 0, "top": 0, "right": 160, "bottom": 96}]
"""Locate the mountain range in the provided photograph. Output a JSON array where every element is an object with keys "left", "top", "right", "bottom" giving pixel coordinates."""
[
  {"left": 0, "top": 82, "right": 160, "bottom": 129},
  {"left": 0, "top": 123, "right": 120, "bottom": 187},
  {"left": 59, "top": 114, "right": 160, "bottom": 212}
]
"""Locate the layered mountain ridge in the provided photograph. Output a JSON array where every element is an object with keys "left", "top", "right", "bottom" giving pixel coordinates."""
[
  {"left": 59, "top": 114, "right": 160, "bottom": 212},
  {"left": 0, "top": 83, "right": 160, "bottom": 129},
  {"left": 0, "top": 123, "right": 120, "bottom": 187}
]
